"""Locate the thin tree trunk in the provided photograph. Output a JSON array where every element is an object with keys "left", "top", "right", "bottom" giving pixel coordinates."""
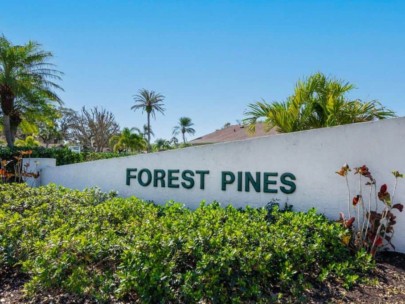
[
  {"left": 182, "top": 131, "right": 185, "bottom": 144},
  {"left": 10, "top": 112, "right": 21, "bottom": 147},
  {"left": 147, "top": 112, "right": 151, "bottom": 152},
  {"left": 3, "top": 115, "right": 14, "bottom": 147}
]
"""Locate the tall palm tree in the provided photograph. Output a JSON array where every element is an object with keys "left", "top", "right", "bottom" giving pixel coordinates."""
[
  {"left": 0, "top": 36, "right": 63, "bottom": 147},
  {"left": 109, "top": 127, "right": 146, "bottom": 153},
  {"left": 142, "top": 124, "right": 154, "bottom": 140},
  {"left": 244, "top": 73, "right": 395, "bottom": 133},
  {"left": 173, "top": 117, "right": 195, "bottom": 144},
  {"left": 131, "top": 89, "right": 165, "bottom": 152}
]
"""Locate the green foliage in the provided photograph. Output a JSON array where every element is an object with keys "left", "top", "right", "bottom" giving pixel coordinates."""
[
  {"left": 14, "top": 135, "right": 40, "bottom": 147},
  {"left": 244, "top": 73, "right": 395, "bottom": 133},
  {"left": 0, "top": 146, "right": 133, "bottom": 166},
  {"left": 0, "top": 146, "right": 83, "bottom": 165},
  {"left": 0, "top": 35, "right": 63, "bottom": 147},
  {"left": 109, "top": 127, "right": 146, "bottom": 153},
  {"left": 0, "top": 184, "right": 374, "bottom": 302},
  {"left": 131, "top": 89, "right": 166, "bottom": 152},
  {"left": 152, "top": 138, "right": 172, "bottom": 151},
  {"left": 173, "top": 117, "right": 196, "bottom": 144},
  {"left": 81, "top": 151, "right": 132, "bottom": 162}
]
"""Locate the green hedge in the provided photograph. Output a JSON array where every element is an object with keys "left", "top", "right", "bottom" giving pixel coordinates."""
[
  {"left": 82, "top": 151, "right": 132, "bottom": 162},
  {"left": 0, "top": 146, "right": 131, "bottom": 165},
  {"left": 0, "top": 184, "right": 374, "bottom": 302}
]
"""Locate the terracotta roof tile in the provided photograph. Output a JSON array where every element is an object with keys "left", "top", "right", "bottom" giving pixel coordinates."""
[{"left": 190, "top": 123, "right": 278, "bottom": 145}]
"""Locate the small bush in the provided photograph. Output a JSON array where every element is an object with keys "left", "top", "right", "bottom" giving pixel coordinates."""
[
  {"left": 0, "top": 184, "right": 374, "bottom": 302},
  {"left": 0, "top": 146, "right": 83, "bottom": 165},
  {"left": 82, "top": 151, "right": 132, "bottom": 162},
  {"left": 0, "top": 146, "right": 132, "bottom": 166},
  {"left": 336, "top": 164, "right": 403, "bottom": 255}
]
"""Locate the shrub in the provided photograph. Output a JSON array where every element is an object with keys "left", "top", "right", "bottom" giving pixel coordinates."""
[
  {"left": 0, "top": 184, "right": 374, "bottom": 302},
  {"left": 82, "top": 151, "right": 132, "bottom": 162},
  {"left": 336, "top": 164, "right": 403, "bottom": 255},
  {"left": 0, "top": 146, "right": 83, "bottom": 165},
  {"left": 0, "top": 146, "right": 132, "bottom": 166}
]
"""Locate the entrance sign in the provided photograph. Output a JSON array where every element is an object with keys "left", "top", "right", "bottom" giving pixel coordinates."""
[
  {"left": 41, "top": 118, "right": 405, "bottom": 253},
  {"left": 125, "top": 168, "right": 296, "bottom": 193}
]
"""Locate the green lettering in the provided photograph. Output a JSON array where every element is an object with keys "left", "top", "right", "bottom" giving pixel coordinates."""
[
  {"left": 168, "top": 169, "right": 180, "bottom": 188},
  {"left": 195, "top": 170, "right": 209, "bottom": 190},
  {"left": 280, "top": 173, "right": 296, "bottom": 194},
  {"left": 153, "top": 169, "right": 166, "bottom": 187},
  {"left": 138, "top": 169, "right": 152, "bottom": 186},
  {"left": 237, "top": 171, "right": 243, "bottom": 192},
  {"left": 263, "top": 172, "right": 278, "bottom": 193},
  {"left": 221, "top": 171, "right": 235, "bottom": 191},
  {"left": 126, "top": 168, "right": 137, "bottom": 186},
  {"left": 245, "top": 172, "right": 261, "bottom": 192},
  {"left": 181, "top": 170, "right": 195, "bottom": 189}
]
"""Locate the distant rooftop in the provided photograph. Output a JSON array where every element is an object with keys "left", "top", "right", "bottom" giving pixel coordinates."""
[{"left": 190, "top": 123, "right": 278, "bottom": 145}]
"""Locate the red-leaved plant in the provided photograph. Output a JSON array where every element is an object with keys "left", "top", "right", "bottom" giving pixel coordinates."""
[
  {"left": 336, "top": 164, "right": 403, "bottom": 256},
  {"left": 0, "top": 150, "right": 39, "bottom": 184}
]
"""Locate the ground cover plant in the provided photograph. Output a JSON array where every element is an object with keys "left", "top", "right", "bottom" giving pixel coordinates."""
[{"left": 0, "top": 184, "right": 377, "bottom": 303}]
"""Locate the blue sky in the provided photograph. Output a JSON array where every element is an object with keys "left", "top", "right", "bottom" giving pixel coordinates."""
[{"left": 1, "top": 0, "right": 404, "bottom": 141}]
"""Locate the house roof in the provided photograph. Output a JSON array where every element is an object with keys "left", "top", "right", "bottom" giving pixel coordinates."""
[{"left": 190, "top": 123, "right": 278, "bottom": 145}]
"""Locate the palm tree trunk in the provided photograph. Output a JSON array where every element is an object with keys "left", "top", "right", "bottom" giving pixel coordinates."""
[
  {"left": 147, "top": 112, "right": 151, "bottom": 152},
  {"left": 10, "top": 113, "right": 21, "bottom": 145},
  {"left": 3, "top": 115, "right": 14, "bottom": 147},
  {"left": 182, "top": 131, "right": 186, "bottom": 144}
]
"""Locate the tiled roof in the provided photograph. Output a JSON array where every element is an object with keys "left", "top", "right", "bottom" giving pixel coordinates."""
[{"left": 190, "top": 123, "right": 278, "bottom": 145}]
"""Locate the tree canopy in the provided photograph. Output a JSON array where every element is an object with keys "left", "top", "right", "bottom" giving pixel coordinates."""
[
  {"left": 244, "top": 73, "right": 395, "bottom": 133},
  {"left": 173, "top": 117, "right": 196, "bottom": 144},
  {"left": 70, "top": 107, "right": 120, "bottom": 152},
  {"left": 131, "top": 89, "right": 165, "bottom": 152},
  {"left": 109, "top": 127, "right": 146, "bottom": 153},
  {"left": 0, "top": 35, "right": 63, "bottom": 147}
]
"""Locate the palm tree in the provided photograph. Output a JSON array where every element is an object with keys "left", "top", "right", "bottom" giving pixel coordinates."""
[
  {"left": 153, "top": 138, "right": 171, "bottom": 151},
  {"left": 131, "top": 89, "right": 165, "bottom": 152},
  {"left": 244, "top": 73, "right": 395, "bottom": 133},
  {"left": 0, "top": 36, "right": 63, "bottom": 147},
  {"left": 173, "top": 117, "right": 196, "bottom": 144},
  {"left": 142, "top": 124, "right": 154, "bottom": 140},
  {"left": 170, "top": 136, "right": 179, "bottom": 147},
  {"left": 109, "top": 127, "right": 146, "bottom": 153}
]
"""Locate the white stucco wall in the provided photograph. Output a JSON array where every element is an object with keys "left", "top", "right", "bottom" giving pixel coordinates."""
[
  {"left": 41, "top": 118, "right": 405, "bottom": 252},
  {"left": 22, "top": 158, "right": 56, "bottom": 187}
]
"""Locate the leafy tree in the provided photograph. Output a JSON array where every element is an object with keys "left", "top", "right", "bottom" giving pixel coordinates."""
[
  {"left": 131, "top": 89, "right": 165, "bottom": 152},
  {"left": 70, "top": 107, "right": 120, "bottom": 152},
  {"left": 244, "top": 73, "right": 395, "bottom": 133},
  {"left": 15, "top": 135, "right": 40, "bottom": 147},
  {"left": 109, "top": 127, "right": 146, "bottom": 153},
  {"left": 14, "top": 95, "right": 62, "bottom": 144},
  {"left": 55, "top": 107, "right": 78, "bottom": 141},
  {"left": 153, "top": 138, "right": 172, "bottom": 151},
  {"left": 37, "top": 121, "right": 61, "bottom": 147},
  {"left": 173, "top": 117, "right": 196, "bottom": 144},
  {"left": 28, "top": 106, "right": 77, "bottom": 147},
  {"left": 0, "top": 35, "right": 63, "bottom": 147},
  {"left": 55, "top": 107, "right": 77, "bottom": 143}
]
